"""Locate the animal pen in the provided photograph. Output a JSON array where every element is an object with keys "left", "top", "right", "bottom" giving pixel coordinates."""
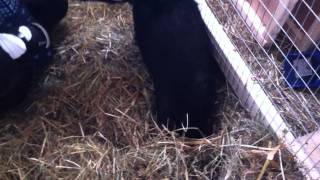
[
  {"left": 1, "top": 0, "right": 319, "bottom": 179},
  {"left": 198, "top": 0, "right": 320, "bottom": 178}
]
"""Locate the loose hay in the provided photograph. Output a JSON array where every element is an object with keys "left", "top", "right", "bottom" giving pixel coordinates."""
[{"left": 0, "top": 1, "right": 303, "bottom": 179}]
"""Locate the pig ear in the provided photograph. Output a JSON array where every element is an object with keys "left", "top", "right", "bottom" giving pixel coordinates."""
[{"left": 0, "top": 33, "right": 27, "bottom": 60}]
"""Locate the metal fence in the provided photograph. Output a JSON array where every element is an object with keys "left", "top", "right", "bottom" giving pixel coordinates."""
[{"left": 198, "top": 0, "right": 320, "bottom": 178}]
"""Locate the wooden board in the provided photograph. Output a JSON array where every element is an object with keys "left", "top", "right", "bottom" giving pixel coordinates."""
[
  {"left": 231, "top": 0, "right": 298, "bottom": 46},
  {"left": 286, "top": 16, "right": 320, "bottom": 51},
  {"left": 285, "top": 0, "right": 320, "bottom": 51},
  {"left": 296, "top": 130, "right": 320, "bottom": 173}
]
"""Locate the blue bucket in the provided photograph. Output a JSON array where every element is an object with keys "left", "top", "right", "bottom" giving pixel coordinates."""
[{"left": 283, "top": 49, "right": 320, "bottom": 89}]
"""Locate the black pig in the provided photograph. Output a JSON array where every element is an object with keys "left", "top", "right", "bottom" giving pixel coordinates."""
[
  {"left": 79, "top": 0, "right": 224, "bottom": 138},
  {"left": 131, "top": 0, "right": 224, "bottom": 138}
]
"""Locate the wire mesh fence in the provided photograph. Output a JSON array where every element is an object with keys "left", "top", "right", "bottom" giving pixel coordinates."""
[{"left": 202, "top": 0, "right": 320, "bottom": 178}]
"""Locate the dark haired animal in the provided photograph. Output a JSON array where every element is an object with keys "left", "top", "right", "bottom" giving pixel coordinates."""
[
  {"left": 79, "top": 0, "right": 224, "bottom": 138},
  {"left": 21, "top": 0, "right": 69, "bottom": 31},
  {"left": 131, "top": 0, "right": 224, "bottom": 138},
  {"left": 0, "top": 52, "right": 34, "bottom": 111},
  {"left": 0, "top": 0, "right": 68, "bottom": 112}
]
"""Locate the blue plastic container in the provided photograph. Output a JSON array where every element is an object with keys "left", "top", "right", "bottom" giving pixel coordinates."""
[{"left": 283, "top": 49, "right": 320, "bottom": 89}]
